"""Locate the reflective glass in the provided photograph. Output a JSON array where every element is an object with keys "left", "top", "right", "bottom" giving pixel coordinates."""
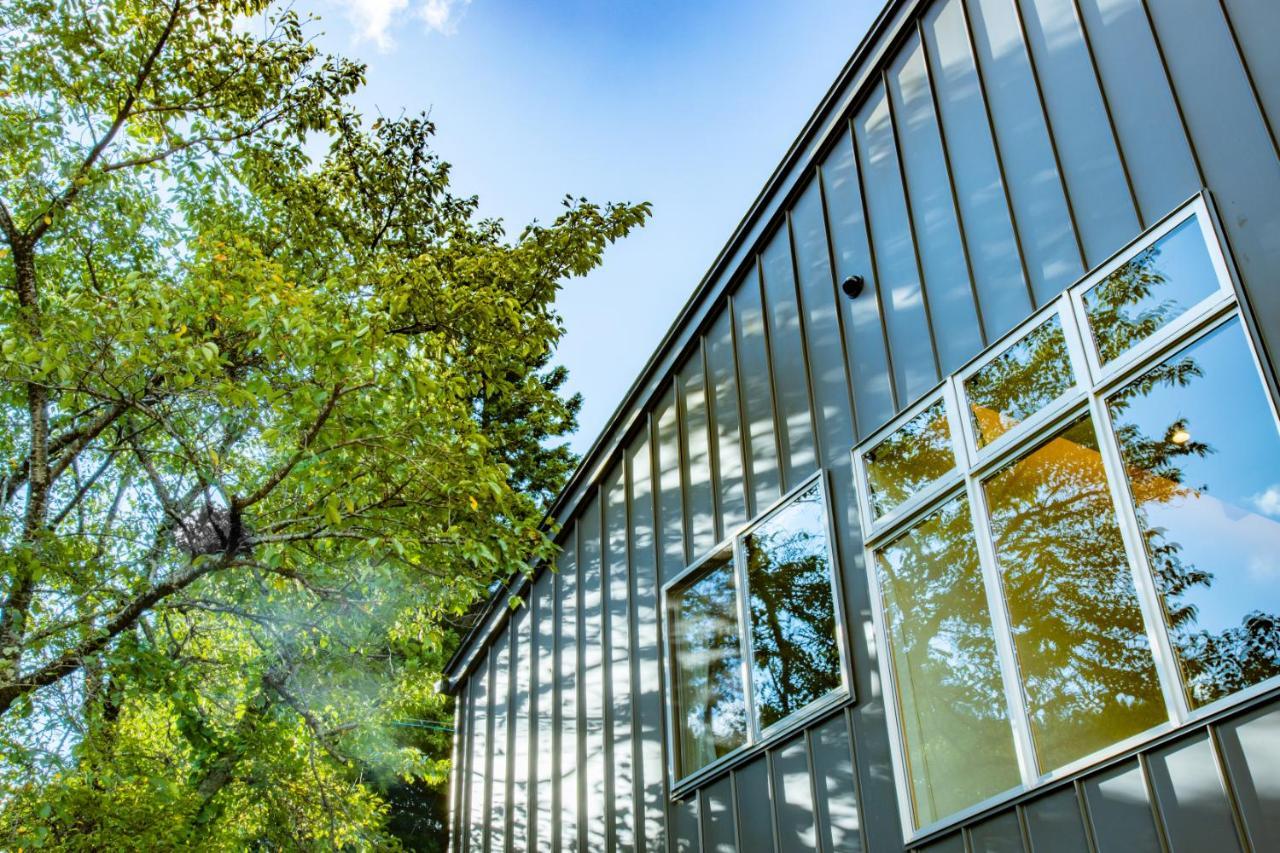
[
  {"left": 864, "top": 399, "right": 956, "bottom": 518},
  {"left": 670, "top": 554, "right": 747, "bottom": 777},
  {"left": 1084, "top": 216, "right": 1220, "bottom": 364},
  {"left": 876, "top": 495, "right": 1021, "bottom": 828},
  {"left": 744, "top": 484, "right": 841, "bottom": 729},
  {"left": 1108, "top": 319, "right": 1280, "bottom": 707},
  {"left": 984, "top": 417, "right": 1167, "bottom": 771},
  {"left": 966, "top": 314, "right": 1075, "bottom": 448}
]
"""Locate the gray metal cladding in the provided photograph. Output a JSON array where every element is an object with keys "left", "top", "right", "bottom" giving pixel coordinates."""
[{"left": 447, "top": 0, "right": 1280, "bottom": 849}]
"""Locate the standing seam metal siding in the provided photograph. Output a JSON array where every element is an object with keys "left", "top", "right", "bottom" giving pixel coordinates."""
[{"left": 448, "top": 0, "right": 1280, "bottom": 849}]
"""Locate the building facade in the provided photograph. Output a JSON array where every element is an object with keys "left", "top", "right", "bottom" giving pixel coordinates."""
[{"left": 442, "top": 0, "right": 1280, "bottom": 849}]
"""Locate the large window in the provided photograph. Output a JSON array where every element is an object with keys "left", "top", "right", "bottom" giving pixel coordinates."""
[
  {"left": 854, "top": 196, "right": 1280, "bottom": 839},
  {"left": 663, "top": 475, "right": 848, "bottom": 784}
]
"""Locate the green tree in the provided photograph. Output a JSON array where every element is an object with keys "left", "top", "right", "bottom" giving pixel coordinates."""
[{"left": 0, "top": 0, "right": 648, "bottom": 847}]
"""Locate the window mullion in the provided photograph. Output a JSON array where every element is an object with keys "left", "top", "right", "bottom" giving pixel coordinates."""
[
  {"left": 963, "top": 471, "right": 1040, "bottom": 789},
  {"left": 732, "top": 533, "right": 761, "bottom": 743},
  {"left": 1084, "top": 392, "right": 1191, "bottom": 726}
]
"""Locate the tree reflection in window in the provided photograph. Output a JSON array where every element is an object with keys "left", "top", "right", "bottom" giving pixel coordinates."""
[
  {"left": 984, "top": 417, "right": 1167, "bottom": 771},
  {"left": 744, "top": 484, "right": 841, "bottom": 729},
  {"left": 669, "top": 554, "right": 747, "bottom": 777},
  {"left": 864, "top": 399, "right": 956, "bottom": 517},
  {"left": 1084, "top": 217, "right": 1220, "bottom": 364},
  {"left": 1109, "top": 319, "right": 1280, "bottom": 708},
  {"left": 876, "top": 495, "right": 1021, "bottom": 827},
  {"left": 965, "top": 314, "right": 1075, "bottom": 448}
]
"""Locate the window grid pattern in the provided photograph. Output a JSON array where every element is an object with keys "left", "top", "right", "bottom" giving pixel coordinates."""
[{"left": 853, "top": 195, "right": 1280, "bottom": 841}]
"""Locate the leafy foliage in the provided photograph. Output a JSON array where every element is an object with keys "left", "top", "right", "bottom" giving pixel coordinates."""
[{"left": 0, "top": 0, "right": 648, "bottom": 847}]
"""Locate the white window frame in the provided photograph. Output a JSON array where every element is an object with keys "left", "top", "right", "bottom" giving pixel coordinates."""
[
  {"left": 659, "top": 470, "right": 853, "bottom": 795},
  {"left": 852, "top": 193, "right": 1280, "bottom": 842}
]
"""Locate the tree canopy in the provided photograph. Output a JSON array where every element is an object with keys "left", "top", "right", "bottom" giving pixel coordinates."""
[{"left": 0, "top": 0, "right": 648, "bottom": 847}]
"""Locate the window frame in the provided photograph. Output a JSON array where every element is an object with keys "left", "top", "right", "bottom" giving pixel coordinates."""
[
  {"left": 659, "top": 470, "right": 852, "bottom": 795},
  {"left": 852, "top": 193, "right": 1280, "bottom": 842}
]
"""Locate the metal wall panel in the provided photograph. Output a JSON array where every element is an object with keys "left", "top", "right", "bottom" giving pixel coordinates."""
[
  {"left": 653, "top": 386, "right": 686, "bottom": 584},
  {"left": 604, "top": 463, "right": 635, "bottom": 850},
  {"left": 470, "top": 659, "right": 489, "bottom": 853},
  {"left": 731, "top": 273, "right": 782, "bottom": 514},
  {"left": 628, "top": 427, "right": 666, "bottom": 852},
  {"left": 921, "top": 0, "right": 1031, "bottom": 339},
  {"left": 1217, "top": 702, "right": 1280, "bottom": 850},
  {"left": 887, "top": 31, "right": 985, "bottom": 372},
  {"left": 811, "top": 714, "right": 864, "bottom": 853},
  {"left": 511, "top": 606, "right": 532, "bottom": 850},
  {"left": 760, "top": 227, "right": 819, "bottom": 487},
  {"left": 1015, "top": 0, "right": 1139, "bottom": 264},
  {"left": 535, "top": 573, "right": 556, "bottom": 852},
  {"left": 1146, "top": 734, "right": 1243, "bottom": 853},
  {"left": 1080, "top": 760, "right": 1160, "bottom": 853},
  {"left": 1072, "top": 0, "right": 1199, "bottom": 226},
  {"left": 704, "top": 310, "right": 749, "bottom": 534},
  {"left": 678, "top": 352, "right": 717, "bottom": 557},
  {"left": 733, "top": 758, "right": 775, "bottom": 853},
  {"left": 820, "top": 131, "right": 896, "bottom": 435},
  {"left": 579, "top": 496, "right": 607, "bottom": 852},
  {"left": 965, "top": 0, "right": 1081, "bottom": 302},
  {"left": 556, "top": 531, "right": 580, "bottom": 852},
  {"left": 671, "top": 794, "right": 701, "bottom": 853},
  {"left": 966, "top": 809, "right": 1023, "bottom": 853},
  {"left": 1223, "top": 0, "right": 1280, "bottom": 139},
  {"left": 1145, "top": 0, "right": 1280, "bottom": 368},
  {"left": 771, "top": 736, "right": 818, "bottom": 851},
  {"left": 1021, "top": 787, "right": 1089, "bottom": 853},
  {"left": 490, "top": 641, "right": 510, "bottom": 853},
  {"left": 855, "top": 81, "right": 940, "bottom": 403},
  {"left": 701, "top": 777, "right": 737, "bottom": 853}
]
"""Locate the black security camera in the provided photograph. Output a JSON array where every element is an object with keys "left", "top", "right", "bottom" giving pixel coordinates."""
[{"left": 841, "top": 274, "right": 865, "bottom": 299}]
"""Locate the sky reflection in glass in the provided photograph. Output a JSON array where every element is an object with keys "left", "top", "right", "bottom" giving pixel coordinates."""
[{"left": 1109, "top": 319, "right": 1280, "bottom": 708}]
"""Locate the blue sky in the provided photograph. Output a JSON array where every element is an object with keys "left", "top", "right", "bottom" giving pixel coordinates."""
[{"left": 303, "top": 0, "right": 882, "bottom": 453}]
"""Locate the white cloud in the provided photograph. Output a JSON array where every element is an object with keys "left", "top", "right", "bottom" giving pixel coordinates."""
[
  {"left": 332, "top": 0, "right": 471, "bottom": 51},
  {"left": 1252, "top": 484, "right": 1280, "bottom": 518}
]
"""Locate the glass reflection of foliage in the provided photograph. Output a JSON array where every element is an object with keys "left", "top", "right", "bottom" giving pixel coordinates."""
[
  {"left": 984, "top": 417, "right": 1166, "bottom": 771},
  {"left": 1084, "top": 217, "right": 1219, "bottom": 364},
  {"left": 1109, "top": 320, "right": 1280, "bottom": 708},
  {"left": 966, "top": 314, "right": 1074, "bottom": 448},
  {"left": 670, "top": 556, "right": 747, "bottom": 777},
  {"left": 865, "top": 399, "right": 956, "bottom": 517},
  {"left": 876, "top": 495, "right": 1021, "bottom": 828},
  {"left": 744, "top": 485, "right": 841, "bottom": 730}
]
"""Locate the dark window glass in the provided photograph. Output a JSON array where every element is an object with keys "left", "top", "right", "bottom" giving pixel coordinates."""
[
  {"left": 876, "top": 495, "right": 1021, "bottom": 828},
  {"left": 864, "top": 399, "right": 955, "bottom": 518},
  {"left": 669, "top": 554, "right": 747, "bottom": 777},
  {"left": 1084, "top": 217, "right": 1220, "bottom": 363},
  {"left": 745, "top": 484, "right": 841, "bottom": 729},
  {"left": 984, "top": 417, "right": 1166, "bottom": 771},
  {"left": 1108, "top": 319, "right": 1280, "bottom": 707},
  {"left": 965, "top": 314, "right": 1075, "bottom": 448}
]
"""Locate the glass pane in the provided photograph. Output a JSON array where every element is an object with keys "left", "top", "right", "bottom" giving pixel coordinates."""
[
  {"left": 670, "top": 554, "right": 748, "bottom": 777},
  {"left": 984, "top": 417, "right": 1167, "bottom": 772},
  {"left": 876, "top": 495, "right": 1021, "bottom": 828},
  {"left": 745, "top": 483, "right": 842, "bottom": 729},
  {"left": 1108, "top": 319, "right": 1280, "bottom": 708},
  {"left": 1084, "top": 216, "right": 1220, "bottom": 364},
  {"left": 965, "top": 313, "right": 1075, "bottom": 448},
  {"left": 864, "top": 399, "right": 956, "bottom": 518}
]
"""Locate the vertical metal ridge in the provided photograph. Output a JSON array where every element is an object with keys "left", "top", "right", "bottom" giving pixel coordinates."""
[
  {"left": 1205, "top": 724, "right": 1253, "bottom": 853},
  {"left": 483, "top": 647, "right": 497, "bottom": 853},
  {"left": 600, "top": 474, "right": 617, "bottom": 853},
  {"left": 1065, "top": 0, "right": 1144, "bottom": 226},
  {"left": 577, "top": 506, "right": 590, "bottom": 853},
  {"left": 624, "top": 437, "right": 648, "bottom": 853},
  {"left": 1072, "top": 778, "right": 1100, "bottom": 853},
  {"left": 700, "top": 335, "right": 725, "bottom": 543},
  {"left": 1004, "top": 0, "right": 1090, "bottom": 274},
  {"left": 673, "top": 371, "right": 694, "bottom": 569},
  {"left": 1136, "top": 752, "right": 1173, "bottom": 853},
  {"left": 727, "top": 292, "right": 758, "bottom": 519},
  {"left": 527, "top": 583, "right": 540, "bottom": 852},
  {"left": 1135, "top": 0, "right": 1208, "bottom": 189},
  {"left": 754, "top": 253, "right": 791, "bottom": 493},
  {"left": 879, "top": 67, "right": 945, "bottom": 382},
  {"left": 550, "top": 566, "right": 562, "bottom": 853},
  {"left": 954, "top": 0, "right": 1046, "bottom": 314},
  {"left": 505, "top": 619, "right": 519, "bottom": 852},
  {"left": 847, "top": 114, "right": 903, "bottom": 415},
  {"left": 766, "top": 749, "right": 785, "bottom": 853},
  {"left": 804, "top": 728, "right": 829, "bottom": 853},
  {"left": 648, "top": 408, "right": 675, "bottom": 853},
  {"left": 814, "top": 164, "right": 863, "bottom": 439}
]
